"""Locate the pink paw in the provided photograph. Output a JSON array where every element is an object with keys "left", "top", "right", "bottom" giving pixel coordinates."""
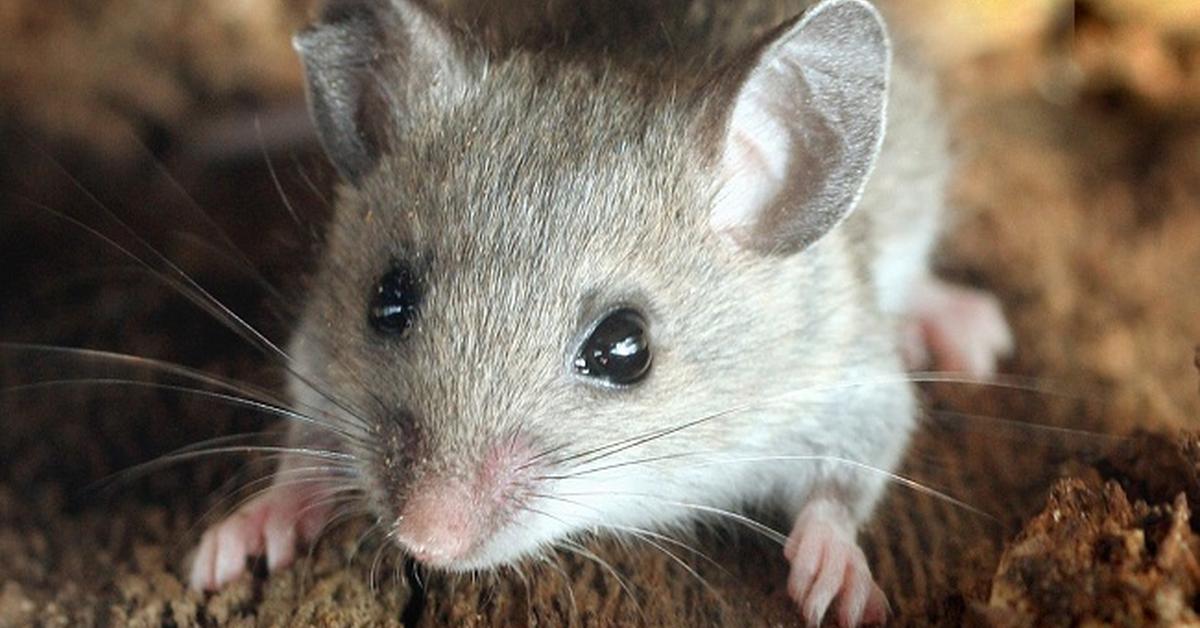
[
  {"left": 188, "top": 485, "right": 332, "bottom": 591},
  {"left": 902, "top": 278, "right": 1012, "bottom": 377},
  {"left": 785, "top": 500, "right": 888, "bottom": 627}
]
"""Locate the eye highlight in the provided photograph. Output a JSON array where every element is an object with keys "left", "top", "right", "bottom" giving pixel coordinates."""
[
  {"left": 574, "top": 308, "right": 651, "bottom": 386},
  {"left": 369, "top": 265, "right": 420, "bottom": 337}
]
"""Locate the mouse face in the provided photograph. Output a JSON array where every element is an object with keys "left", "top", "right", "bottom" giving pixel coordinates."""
[{"left": 288, "top": 0, "right": 891, "bottom": 570}]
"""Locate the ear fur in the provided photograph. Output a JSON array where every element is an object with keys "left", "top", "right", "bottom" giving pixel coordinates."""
[{"left": 709, "top": 0, "right": 891, "bottom": 255}]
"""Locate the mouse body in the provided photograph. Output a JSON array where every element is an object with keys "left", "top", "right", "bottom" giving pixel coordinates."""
[{"left": 188, "top": 1, "right": 1012, "bottom": 625}]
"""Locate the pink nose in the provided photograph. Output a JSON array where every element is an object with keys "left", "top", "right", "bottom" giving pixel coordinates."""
[{"left": 394, "top": 491, "right": 477, "bottom": 564}]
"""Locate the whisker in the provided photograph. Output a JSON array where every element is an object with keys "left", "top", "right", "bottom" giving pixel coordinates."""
[
  {"left": 516, "top": 441, "right": 573, "bottom": 471},
  {"left": 615, "top": 525, "right": 723, "bottom": 603},
  {"left": 3, "top": 377, "right": 374, "bottom": 448},
  {"left": 90, "top": 439, "right": 356, "bottom": 500},
  {"left": 508, "top": 560, "right": 534, "bottom": 622},
  {"left": 539, "top": 451, "right": 701, "bottom": 481},
  {"left": 552, "top": 493, "right": 789, "bottom": 546},
  {"left": 1, "top": 343, "right": 376, "bottom": 443},
  {"left": 299, "top": 504, "right": 374, "bottom": 593},
  {"left": 350, "top": 520, "right": 387, "bottom": 566},
  {"left": 97, "top": 445, "right": 355, "bottom": 494},
  {"left": 922, "top": 409, "right": 1125, "bottom": 452},
  {"left": 707, "top": 456, "right": 993, "bottom": 520},
  {"left": 536, "top": 553, "right": 578, "bottom": 619},
  {"left": 544, "top": 370, "right": 1095, "bottom": 475},
  {"left": 530, "top": 494, "right": 725, "bottom": 577},
  {"left": 604, "top": 522, "right": 725, "bottom": 574},
  {"left": 370, "top": 529, "right": 394, "bottom": 595},
  {"left": 257, "top": 117, "right": 307, "bottom": 235},
  {"left": 549, "top": 404, "right": 750, "bottom": 471},
  {"left": 554, "top": 450, "right": 996, "bottom": 521},
  {"left": 904, "top": 371, "right": 1079, "bottom": 398},
  {"left": 410, "top": 556, "right": 425, "bottom": 590},
  {"left": 642, "top": 500, "right": 788, "bottom": 546},
  {"left": 12, "top": 193, "right": 292, "bottom": 366},
  {"left": 127, "top": 127, "right": 291, "bottom": 307},
  {"left": 554, "top": 539, "right": 642, "bottom": 614},
  {"left": 11, "top": 195, "right": 378, "bottom": 430},
  {"left": 288, "top": 152, "right": 334, "bottom": 218}
]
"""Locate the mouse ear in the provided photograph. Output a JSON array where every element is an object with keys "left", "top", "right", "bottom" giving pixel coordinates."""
[
  {"left": 294, "top": 0, "right": 469, "bottom": 183},
  {"left": 706, "top": 0, "right": 890, "bottom": 255}
]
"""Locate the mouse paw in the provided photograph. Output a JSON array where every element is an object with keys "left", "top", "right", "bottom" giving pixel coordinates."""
[
  {"left": 785, "top": 499, "right": 888, "bottom": 627},
  {"left": 189, "top": 485, "right": 332, "bottom": 591},
  {"left": 902, "top": 277, "right": 1012, "bottom": 377}
]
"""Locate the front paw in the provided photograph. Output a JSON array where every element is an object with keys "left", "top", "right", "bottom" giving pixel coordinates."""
[
  {"left": 785, "top": 499, "right": 888, "bottom": 627},
  {"left": 188, "top": 486, "right": 332, "bottom": 591}
]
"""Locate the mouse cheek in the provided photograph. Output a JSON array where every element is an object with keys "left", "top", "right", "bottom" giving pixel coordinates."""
[{"left": 389, "top": 435, "right": 541, "bottom": 568}]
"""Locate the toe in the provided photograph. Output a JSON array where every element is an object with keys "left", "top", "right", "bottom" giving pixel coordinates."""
[
  {"left": 836, "top": 561, "right": 872, "bottom": 627},
  {"left": 188, "top": 482, "right": 338, "bottom": 591},
  {"left": 787, "top": 539, "right": 824, "bottom": 604},
  {"left": 189, "top": 531, "right": 217, "bottom": 591},
  {"left": 862, "top": 583, "right": 890, "bottom": 625},
  {"left": 264, "top": 510, "right": 298, "bottom": 571},
  {"left": 213, "top": 519, "right": 254, "bottom": 587},
  {"left": 805, "top": 552, "right": 847, "bottom": 627}
]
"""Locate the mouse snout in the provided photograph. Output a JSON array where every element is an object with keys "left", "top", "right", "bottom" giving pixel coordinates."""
[
  {"left": 390, "top": 435, "right": 539, "bottom": 567},
  {"left": 394, "top": 487, "right": 478, "bottom": 563}
]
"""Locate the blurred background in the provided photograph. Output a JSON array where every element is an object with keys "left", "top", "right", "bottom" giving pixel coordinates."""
[
  {"left": 2, "top": 0, "right": 1200, "bottom": 164},
  {"left": 2, "top": 0, "right": 1200, "bottom": 625}
]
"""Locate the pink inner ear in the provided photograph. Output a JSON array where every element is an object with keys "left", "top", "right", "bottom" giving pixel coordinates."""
[
  {"left": 705, "top": 1, "right": 889, "bottom": 254},
  {"left": 710, "top": 87, "right": 793, "bottom": 239}
]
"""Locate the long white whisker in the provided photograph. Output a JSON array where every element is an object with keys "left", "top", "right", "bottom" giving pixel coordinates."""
[
  {"left": 256, "top": 118, "right": 307, "bottom": 235},
  {"left": 3, "top": 377, "right": 373, "bottom": 447},
  {"left": 617, "top": 526, "right": 723, "bottom": 603},
  {"left": 555, "top": 452, "right": 996, "bottom": 521},
  {"left": 536, "top": 553, "right": 579, "bottom": 619},
  {"left": 551, "top": 494, "right": 789, "bottom": 546},
  {"left": 549, "top": 370, "right": 1093, "bottom": 475},
  {"left": 0, "top": 342, "right": 370, "bottom": 440},
  {"left": 12, "top": 195, "right": 377, "bottom": 427},
  {"left": 554, "top": 539, "right": 642, "bottom": 613},
  {"left": 350, "top": 521, "right": 387, "bottom": 566}
]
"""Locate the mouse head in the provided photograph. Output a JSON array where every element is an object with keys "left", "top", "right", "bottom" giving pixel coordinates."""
[{"left": 290, "top": 0, "right": 889, "bottom": 570}]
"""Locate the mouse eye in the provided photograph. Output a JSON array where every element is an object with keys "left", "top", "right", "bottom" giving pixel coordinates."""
[
  {"left": 574, "top": 308, "right": 651, "bottom": 386},
  {"left": 369, "top": 265, "right": 420, "bottom": 337}
]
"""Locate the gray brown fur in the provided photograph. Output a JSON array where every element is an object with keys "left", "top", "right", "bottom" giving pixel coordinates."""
[{"left": 285, "top": 0, "right": 947, "bottom": 571}]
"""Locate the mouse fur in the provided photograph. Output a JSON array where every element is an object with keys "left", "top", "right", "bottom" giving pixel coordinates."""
[{"left": 189, "top": 1, "right": 1010, "bottom": 624}]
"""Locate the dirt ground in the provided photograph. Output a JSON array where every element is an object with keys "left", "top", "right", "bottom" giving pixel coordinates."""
[{"left": 2, "top": 1, "right": 1200, "bottom": 626}]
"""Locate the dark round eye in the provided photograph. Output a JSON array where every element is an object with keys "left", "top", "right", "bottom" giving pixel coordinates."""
[
  {"left": 369, "top": 266, "right": 420, "bottom": 336},
  {"left": 574, "top": 308, "right": 651, "bottom": 386}
]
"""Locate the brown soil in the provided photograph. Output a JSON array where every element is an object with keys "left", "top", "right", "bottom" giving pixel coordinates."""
[{"left": 2, "top": 1, "right": 1200, "bottom": 626}]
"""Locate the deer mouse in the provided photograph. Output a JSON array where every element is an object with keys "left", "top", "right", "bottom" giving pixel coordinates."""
[{"left": 187, "top": 0, "right": 1013, "bottom": 625}]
